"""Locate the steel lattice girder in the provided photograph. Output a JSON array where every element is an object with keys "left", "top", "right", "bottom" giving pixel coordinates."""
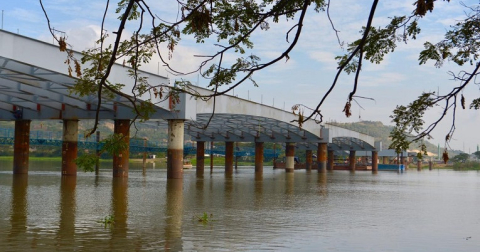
[
  {"left": 329, "top": 137, "right": 375, "bottom": 151},
  {"left": 0, "top": 56, "right": 172, "bottom": 120},
  {"left": 184, "top": 113, "right": 324, "bottom": 148}
]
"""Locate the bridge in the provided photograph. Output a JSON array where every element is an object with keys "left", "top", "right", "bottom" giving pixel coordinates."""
[{"left": 0, "top": 29, "right": 381, "bottom": 179}]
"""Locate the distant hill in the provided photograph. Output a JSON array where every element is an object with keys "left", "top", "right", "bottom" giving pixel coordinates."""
[{"left": 327, "top": 120, "right": 461, "bottom": 157}]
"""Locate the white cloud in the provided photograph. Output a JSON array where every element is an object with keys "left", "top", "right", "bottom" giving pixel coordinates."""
[{"left": 308, "top": 51, "right": 338, "bottom": 68}]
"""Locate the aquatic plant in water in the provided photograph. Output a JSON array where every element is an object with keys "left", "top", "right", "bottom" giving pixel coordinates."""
[
  {"left": 99, "top": 215, "right": 115, "bottom": 227},
  {"left": 195, "top": 212, "right": 214, "bottom": 224}
]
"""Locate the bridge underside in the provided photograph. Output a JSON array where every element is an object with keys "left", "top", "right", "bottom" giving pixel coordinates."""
[
  {"left": 0, "top": 56, "right": 172, "bottom": 120},
  {"left": 330, "top": 137, "right": 375, "bottom": 151},
  {"left": 179, "top": 113, "right": 375, "bottom": 153},
  {"left": 183, "top": 113, "right": 325, "bottom": 150}
]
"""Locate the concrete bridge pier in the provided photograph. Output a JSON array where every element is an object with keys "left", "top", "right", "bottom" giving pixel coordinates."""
[
  {"left": 196, "top": 141, "right": 205, "bottom": 176},
  {"left": 113, "top": 119, "right": 130, "bottom": 178},
  {"left": 372, "top": 151, "right": 378, "bottom": 174},
  {"left": 305, "top": 150, "right": 313, "bottom": 171},
  {"left": 61, "top": 120, "right": 78, "bottom": 176},
  {"left": 167, "top": 120, "right": 184, "bottom": 179},
  {"left": 225, "top": 142, "right": 234, "bottom": 175},
  {"left": 255, "top": 142, "right": 264, "bottom": 173},
  {"left": 327, "top": 150, "right": 334, "bottom": 171},
  {"left": 210, "top": 142, "right": 214, "bottom": 173},
  {"left": 349, "top": 150, "right": 356, "bottom": 172},
  {"left": 317, "top": 143, "right": 327, "bottom": 173},
  {"left": 13, "top": 120, "right": 31, "bottom": 174},
  {"left": 285, "top": 143, "right": 295, "bottom": 173}
]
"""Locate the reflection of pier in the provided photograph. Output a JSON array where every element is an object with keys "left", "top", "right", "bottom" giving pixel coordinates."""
[
  {"left": 110, "top": 177, "right": 128, "bottom": 250},
  {"left": 57, "top": 176, "right": 76, "bottom": 247},
  {"left": 9, "top": 174, "right": 28, "bottom": 245},
  {"left": 165, "top": 179, "right": 183, "bottom": 251}
]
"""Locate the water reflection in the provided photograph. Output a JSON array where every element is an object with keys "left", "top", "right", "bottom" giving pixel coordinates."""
[
  {"left": 111, "top": 177, "right": 128, "bottom": 250},
  {"left": 9, "top": 174, "right": 28, "bottom": 240},
  {"left": 195, "top": 176, "right": 204, "bottom": 207},
  {"left": 224, "top": 175, "right": 234, "bottom": 209},
  {"left": 57, "top": 176, "right": 76, "bottom": 247},
  {"left": 2, "top": 161, "right": 480, "bottom": 251},
  {"left": 254, "top": 173, "right": 263, "bottom": 208},
  {"left": 165, "top": 179, "right": 183, "bottom": 251},
  {"left": 317, "top": 172, "right": 328, "bottom": 196},
  {"left": 285, "top": 172, "right": 294, "bottom": 195}
]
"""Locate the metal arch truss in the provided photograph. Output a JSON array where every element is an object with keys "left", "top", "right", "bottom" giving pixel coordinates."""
[
  {"left": 329, "top": 137, "right": 375, "bottom": 152},
  {"left": 0, "top": 56, "right": 170, "bottom": 120},
  {"left": 184, "top": 113, "right": 325, "bottom": 150}
]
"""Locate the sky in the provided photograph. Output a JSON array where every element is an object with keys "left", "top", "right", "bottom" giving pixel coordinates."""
[{"left": 1, "top": 0, "right": 480, "bottom": 153}]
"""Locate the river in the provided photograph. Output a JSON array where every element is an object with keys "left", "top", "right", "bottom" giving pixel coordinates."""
[{"left": 0, "top": 160, "right": 479, "bottom": 251}]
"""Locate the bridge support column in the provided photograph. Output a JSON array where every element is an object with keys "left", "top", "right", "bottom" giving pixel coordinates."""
[
  {"left": 317, "top": 143, "right": 327, "bottom": 173},
  {"left": 113, "top": 119, "right": 130, "bottom": 178},
  {"left": 349, "top": 150, "right": 356, "bottom": 172},
  {"left": 167, "top": 120, "right": 184, "bottom": 179},
  {"left": 210, "top": 142, "right": 214, "bottom": 173},
  {"left": 13, "top": 120, "right": 31, "bottom": 174},
  {"left": 225, "top": 142, "right": 234, "bottom": 174},
  {"left": 196, "top": 141, "right": 205, "bottom": 176},
  {"left": 255, "top": 142, "right": 264, "bottom": 173},
  {"left": 305, "top": 150, "right": 313, "bottom": 171},
  {"left": 235, "top": 142, "right": 239, "bottom": 170},
  {"left": 225, "top": 142, "right": 234, "bottom": 175},
  {"left": 372, "top": 151, "right": 378, "bottom": 174},
  {"left": 327, "top": 150, "right": 334, "bottom": 171},
  {"left": 285, "top": 143, "right": 295, "bottom": 173},
  {"left": 273, "top": 143, "right": 277, "bottom": 169},
  {"left": 62, "top": 120, "right": 78, "bottom": 176}
]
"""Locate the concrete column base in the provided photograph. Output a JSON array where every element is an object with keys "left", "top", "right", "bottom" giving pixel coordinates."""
[
  {"left": 255, "top": 142, "right": 264, "bottom": 173},
  {"left": 285, "top": 143, "right": 295, "bottom": 173},
  {"left": 62, "top": 120, "right": 78, "bottom": 176},
  {"left": 113, "top": 119, "right": 130, "bottom": 178},
  {"left": 225, "top": 142, "right": 234, "bottom": 174},
  {"left": 196, "top": 141, "right": 205, "bottom": 176},
  {"left": 349, "top": 150, "right": 356, "bottom": 172},
  {"left": 13, "top": 120, "right": 31, "bottom": 174},
  {"left": 317, "top": 143, "right": 327, "bottom": 173},
  {"left": 372, "top": 151, "right": 378, "bottom": 173},
  {"left": 305, "top": 150, "right": 312, "bottom": 171},
  {"left": 167, "top": 120, "right": 184, "bottom": 179},
  {"left": 327, "top": 150, "right": 334, "bottom": 171}
]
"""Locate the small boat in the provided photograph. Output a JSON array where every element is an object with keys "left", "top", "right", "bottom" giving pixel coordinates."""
[{"left": 183, "top": 159, "right": 193, "bottom": 169}]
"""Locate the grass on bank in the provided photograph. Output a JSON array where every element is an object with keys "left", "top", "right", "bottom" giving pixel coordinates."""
[{"left": 452, "top": 161, "right": 480, "bottom": 170}]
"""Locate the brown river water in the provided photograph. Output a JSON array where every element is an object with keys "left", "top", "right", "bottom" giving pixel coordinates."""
[{"left": 0, "top": 160, "right": 479, "bottom": 251}]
